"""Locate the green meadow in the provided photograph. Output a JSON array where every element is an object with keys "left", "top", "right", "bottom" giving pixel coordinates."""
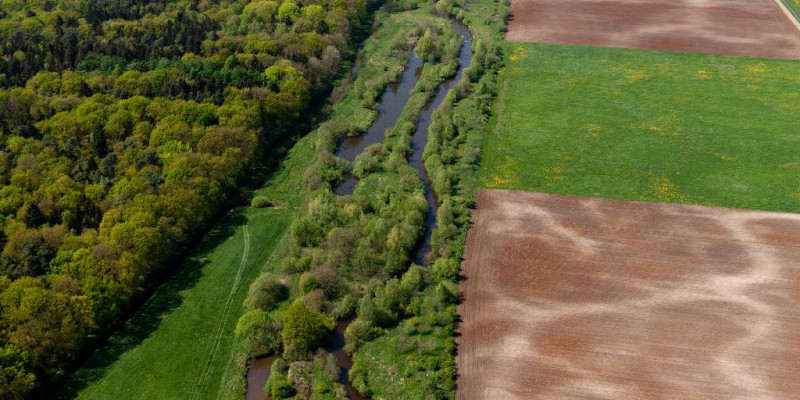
[
  {"left": 57, "top": 209, "right": 291, "bottom": 399},
  {"left": 480, "top": 42, "right": 800, "bottom": 212}
]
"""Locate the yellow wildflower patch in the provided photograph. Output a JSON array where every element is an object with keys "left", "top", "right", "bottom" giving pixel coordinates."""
[
  {"left": 746, "top": 63, "right": 767, "bottom": 74},
  {"left": 651, "top": 177, "right": 680, "bottom": 201},
  {"left": 585, "top": 123, "right": 603, "bottom": 139},
  {"left": 627, "top": 71, "right": 649, "bottom": 83},
  {"left": 482, "top": 157, "right": 519, "bottom": 188},
  {"left": 716, "top": 154, "right": 736, "bottom": 162},
  {"left": 694, "top": 70, "right": 711, "bottom": 79},
  {"left": 509, "top": 46, "right": 527, "bottom": 62}
]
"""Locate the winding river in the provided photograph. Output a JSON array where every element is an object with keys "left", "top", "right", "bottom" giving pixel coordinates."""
[
  {"left": 246, "top": 18, "right": 473, "bottom": 400},
  {"left": 334, "top": 52, "right": 424, "bottom": 196}
]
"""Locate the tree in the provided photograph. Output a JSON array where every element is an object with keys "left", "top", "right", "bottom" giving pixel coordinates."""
[
  {"left": 277, "top": 1, "right": 300, "bottom": 24},
  {"left": 0, "top": 345, "right": 36, "bottom": 400},
  {"left": 416, "top": 29, "right": 439, "bottom": 62},
  {"left": 281, "top": 300, "right": 333, "bottom": 360},
  {"left": 19, "top": 203, "right": 44, "bottom": 228}
]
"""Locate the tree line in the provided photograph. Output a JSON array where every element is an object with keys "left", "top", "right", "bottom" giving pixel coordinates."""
[{"left": 0, "top": 0, "right": 372, "bottom": 397}]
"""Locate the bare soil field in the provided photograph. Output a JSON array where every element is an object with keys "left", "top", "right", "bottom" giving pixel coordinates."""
[
  {"left": 456, "top": 189, "right": 800, "bottom": 399},
  {"left": 506, "top": 0, "right": 800, "bottom": 59}
]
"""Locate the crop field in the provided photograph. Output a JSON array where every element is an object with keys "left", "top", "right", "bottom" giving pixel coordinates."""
[
  {"left": 506, "top": 0, "right": 800, "bottom": 59},
  {"left": 58, "top": 209, "right": 290, "bottom": 399},
  {"left": 456, "top": 189, "right": 800, "bottom": 399},
  {"left": 479, "top": 42, "right": 800, "bottom": 213}
]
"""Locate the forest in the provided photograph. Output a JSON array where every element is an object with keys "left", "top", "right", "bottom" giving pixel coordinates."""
[{"left": 0, "top": 0, "right": 373, "bottom": 396}]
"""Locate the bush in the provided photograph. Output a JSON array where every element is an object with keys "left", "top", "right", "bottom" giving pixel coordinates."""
[
  {"left": 429, "top": 257, "right": 459, "bottom": 281},
  {"left": 234, "top": 309, "right": 282, "bottom": 354},
  {"left": 266, "top": 372, "right": 296, "bottom": 399},
  {"left": 245, "top": 274, "right": 290, "bottom": 311},
  {"left": 299, "top": 272, "right": 320, "bottom": 293},
  {"left": 343, "top": 317, "right": 380, "bottom": 353}
]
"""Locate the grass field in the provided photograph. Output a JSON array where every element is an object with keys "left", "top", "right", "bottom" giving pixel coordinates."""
[
  {"left": 479, "top": 42, "right": 800, "bottom": 212},
  {"left": 57, "top": 209, "right": 291, "bottom": 399}
]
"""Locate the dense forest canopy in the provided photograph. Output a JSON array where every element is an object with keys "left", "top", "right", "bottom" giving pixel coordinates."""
[{"left": 0, "top": 0, "right": 371, "bottom": 397}]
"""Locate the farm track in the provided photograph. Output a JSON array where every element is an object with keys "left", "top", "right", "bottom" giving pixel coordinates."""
[
  {"left": 191, "top": 224, "right": 250, "bottom": 399},
  {"left": 456, "top": 189, "right": 800, "bottom": 399}
]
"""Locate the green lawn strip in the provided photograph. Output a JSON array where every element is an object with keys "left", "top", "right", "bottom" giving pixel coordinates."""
[
  {"left": 480, "top": 42, "right": 800, "bottom": 212},
  {"left": 782, "top": 0, "right": 800, "bottom": 22},
  {"left": 57, "top": 208, "right": 291, "bottom": 399}
]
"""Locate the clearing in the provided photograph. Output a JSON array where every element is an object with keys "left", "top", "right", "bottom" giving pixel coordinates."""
[
  {"left": 456, "top": 189, "right": 800, "bottom": 399},
  {"left": 57, "top": 209, "right": 291, "bottom": 399},
  {"left": 480, "top": 42, "right": 800, "bottom": 213},
  {"left": 506, "top": 0, "right": 800, "bottom": 59}
]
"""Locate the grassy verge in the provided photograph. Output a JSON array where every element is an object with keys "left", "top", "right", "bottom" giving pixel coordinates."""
[
  {"left": 782, "top": 0, "right": 800, "bottom": 22},
  {"left": 480, "top": 42, "right": 800, "bottom": 213},
  {"left": 56, "top": 209, "right": 291, "bottom": 399}
]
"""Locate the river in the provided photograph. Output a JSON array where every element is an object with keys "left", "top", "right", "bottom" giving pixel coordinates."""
[{"left": 246, "top": 17, "right": 473, "bottom": 400}]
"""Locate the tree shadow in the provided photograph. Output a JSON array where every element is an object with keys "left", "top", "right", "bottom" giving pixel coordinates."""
[{"left": 54, "top": 211, "right": 247, "bottom": 398}]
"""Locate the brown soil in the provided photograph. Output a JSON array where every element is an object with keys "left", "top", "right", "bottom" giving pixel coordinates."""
[
  {"left": 456, "top": 190, "right": 800, "bottom": 399},
  {"left": 506, "top": 0, "right": 800, "bottom": 59}
]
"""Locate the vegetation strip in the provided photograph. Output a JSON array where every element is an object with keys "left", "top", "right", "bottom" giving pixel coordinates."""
[
  {"left": 777, "top": 0, "right": 800, "bottom": 29},
  {"left": 224, "top": 0, "right": 510, "bottom": 398}
]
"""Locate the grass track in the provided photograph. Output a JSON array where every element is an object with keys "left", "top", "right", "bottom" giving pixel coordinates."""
[
  {"left": 57, "top": 208, "right": 291, "bottom": 399},
  {"left": 480, "top": 42, "right": 800, "bottom": 212},
  {"left": 784, "top": 0, "right": 800, "bottom": 21}
]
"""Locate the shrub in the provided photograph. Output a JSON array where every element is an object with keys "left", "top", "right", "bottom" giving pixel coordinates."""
[
  {"left": 245, "top": 274, "right": 290, "bottom": 311},
  {"left": 234, "top": 309, "right": 282, "bottom": 354},
  {"left": 343, "top": 317, "right": 380, "bottom": 353},
  {"left": 299, "top": 272, "right": 320, "bottom": 293},
  {"left": 429, "top": 257, "right": 459, "bottom": 282},
  {"left": 251, "top": 196, "right": 272, "bottom": 208},
  {"left": 266, "top": 372, "right": 296, "bottom": 399}
]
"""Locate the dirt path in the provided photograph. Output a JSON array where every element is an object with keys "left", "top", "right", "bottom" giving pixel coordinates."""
[
  {"left": 191, "top": 224, "right": 250, "bottom": 399},
  {"left": 456, "top": 190, "right": 800, "bottom": 399},
  {"left": 506, "top": 0, "right": 800, "bottom": 59}
]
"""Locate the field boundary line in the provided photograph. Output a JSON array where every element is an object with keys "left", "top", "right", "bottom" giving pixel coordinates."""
[
  {"left": 191, "top": 222, "right": 251, "bottom": 399},
  {"left": 773, "top": 0, "right": 800, "bottom": 31}
]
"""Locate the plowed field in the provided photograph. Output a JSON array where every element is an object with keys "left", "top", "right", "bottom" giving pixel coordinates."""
[
  {"left": 506, "top": 0, "right": 800, "bottom": 59},
  {"left": 456, "top": 189, "right": 800, "bottom": 399}
]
